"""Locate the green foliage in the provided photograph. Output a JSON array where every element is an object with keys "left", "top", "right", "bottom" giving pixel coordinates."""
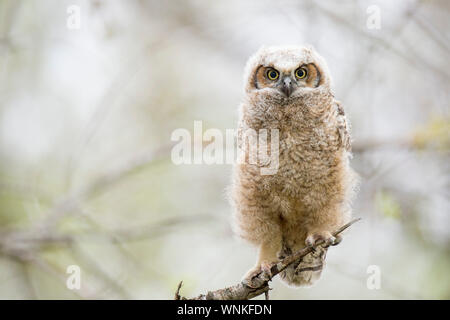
[
  {"left": 375, "top": 190, "right": 401, "bottom": 219},
  {"left": 413, "top": 117, "right": 450, "bottom": 151}
]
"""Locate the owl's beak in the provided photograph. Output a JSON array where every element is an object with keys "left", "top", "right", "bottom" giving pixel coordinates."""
[{"left": 280, "top": 77, "right": 293, "bottom": 97}]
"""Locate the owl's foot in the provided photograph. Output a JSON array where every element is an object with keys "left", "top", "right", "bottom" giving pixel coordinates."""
[
  {"left": 329, "top": 234, "right": 342, "bottom": 247},
  {"left": 305, "top": 231, "right": 341, "bottom": 249},
  {"left": 242, "top": 261, "right": 276, "bottom": 288},
  {"left": 242, "top": 265, "right": 261, "bottom": 288}
]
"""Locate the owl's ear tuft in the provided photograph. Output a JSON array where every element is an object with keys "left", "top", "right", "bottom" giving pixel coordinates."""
[
  {"left": 253, "top": 45, "right": 270, "bottom": 60},
  {"left": 243, "top": 46, "right": 269, "bottom": 92},
  {"left": 303, "top": 44, "right": 317, "bottom": 54}
]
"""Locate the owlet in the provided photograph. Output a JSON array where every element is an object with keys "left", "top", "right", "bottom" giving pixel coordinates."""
[{"left": 230, "top": 45, "right": 358, "bottom": 287}]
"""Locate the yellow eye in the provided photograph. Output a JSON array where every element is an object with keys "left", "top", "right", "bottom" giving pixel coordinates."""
[
  {"left": 295, "top": 67, "right": 307, "bottom": 79},
  {"left": 266, "top": 69, "right": 279, "bottom": 81}
]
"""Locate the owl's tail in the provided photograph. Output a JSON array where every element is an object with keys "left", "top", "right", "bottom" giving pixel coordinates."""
[{"left": 279, "top": 246, "right": 327, "bottom": 287}]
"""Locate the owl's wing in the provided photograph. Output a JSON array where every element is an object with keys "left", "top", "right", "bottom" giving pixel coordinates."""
[{"left": 334, "top": 100, "right": 352, "bottom": 152}]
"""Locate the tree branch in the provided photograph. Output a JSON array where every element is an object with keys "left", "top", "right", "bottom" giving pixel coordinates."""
[{"left": 175, "top": 218, "right": 361, "bottom": 300}]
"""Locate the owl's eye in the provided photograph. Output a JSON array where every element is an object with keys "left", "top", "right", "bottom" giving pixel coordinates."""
[
  {"left": 266, "top": 69, "right": 279, "bottom": 81},
  {"left": 295, "top": 67, "right": 307, "bottom": 79}
]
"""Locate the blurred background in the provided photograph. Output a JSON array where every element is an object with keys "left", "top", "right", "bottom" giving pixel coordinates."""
[{"left": 0, "top": 0, "right": 449, "bottom": 299}]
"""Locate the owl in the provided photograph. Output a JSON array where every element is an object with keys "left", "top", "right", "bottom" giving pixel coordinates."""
[{"left": 230, "top": 45, "right": 358, "bottom": 287}]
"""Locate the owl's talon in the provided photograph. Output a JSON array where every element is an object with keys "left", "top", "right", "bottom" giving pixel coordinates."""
[
  {"left": 330, "top": 234, "right": 342, "bottom": 246},
  {"left": 306, "top": 242, "right": 317, "bottom": 252},
  {"left": 323, "top": 236, "right": 336, "bottom": 248},
  {"left": 260, "top": 261, "right": 277, "bottom": 279},
  {"left": 242, "top": 266, "right": 262, "bottom": 288},
  {"left": 242, "top": 261, "right": 277, "bottom": 288},
  {"left": 305, "top": 231, "right": 336, "bottom": 248}
]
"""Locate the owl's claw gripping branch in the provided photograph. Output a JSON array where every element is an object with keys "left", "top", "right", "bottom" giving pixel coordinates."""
[
  {"left": 242, "top": 261, "right": 278, "bottom": 289},
  {"left": 174, "top": 218, "right": 360, "bottom": 300}
]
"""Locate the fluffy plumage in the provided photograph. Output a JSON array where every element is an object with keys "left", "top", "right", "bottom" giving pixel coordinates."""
[{"left": 230, "top": 45, "right": 358, "bottom": 287}]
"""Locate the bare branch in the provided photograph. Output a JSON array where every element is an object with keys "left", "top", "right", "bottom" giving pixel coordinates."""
[
  {"left": 175, "top": 281, "right": 183, "bottom": 300},
  {"left": 176, "top": 218, "right": 361, "bottom": 300},
  {"left": 37, "top": 144, "right": 173, "bottom": 231}
]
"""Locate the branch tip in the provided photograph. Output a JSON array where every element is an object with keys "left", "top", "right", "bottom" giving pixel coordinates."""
[{"left": 174, "top": 280, "right": 183, "bottom": 300}]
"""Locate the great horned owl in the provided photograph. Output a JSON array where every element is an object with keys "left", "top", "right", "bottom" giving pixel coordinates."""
[{"left": 230, "top": 45, "right": 358, "bottom": 287}]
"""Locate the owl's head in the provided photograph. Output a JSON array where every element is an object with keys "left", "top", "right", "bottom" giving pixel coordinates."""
[{"left": 243, "top": 45, "right": 332, "bottom": 100}]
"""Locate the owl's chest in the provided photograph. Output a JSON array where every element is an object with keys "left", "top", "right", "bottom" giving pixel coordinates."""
[{"left": 261, "top": 128, "right": 342, "bottom": 198}]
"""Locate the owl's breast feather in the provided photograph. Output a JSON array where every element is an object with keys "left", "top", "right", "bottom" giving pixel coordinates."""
[{"left": 266, "top": 127, "right": 346, "bottom": 201}]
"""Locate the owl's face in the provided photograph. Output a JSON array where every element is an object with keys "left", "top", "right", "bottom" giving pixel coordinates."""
[{"left": 244, "top": 45, "right": 332, "bottom": 102}]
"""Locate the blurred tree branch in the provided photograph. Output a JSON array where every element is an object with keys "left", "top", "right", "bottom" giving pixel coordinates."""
[
  {"left": 41, "top": 144, "right": 174, "bottom": 231},
  {"left": 311, "top": 1, "right": 450, "bottom": 82},
  {"left": 0, "top": 144, "right": 178, "bottom": 298}
]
